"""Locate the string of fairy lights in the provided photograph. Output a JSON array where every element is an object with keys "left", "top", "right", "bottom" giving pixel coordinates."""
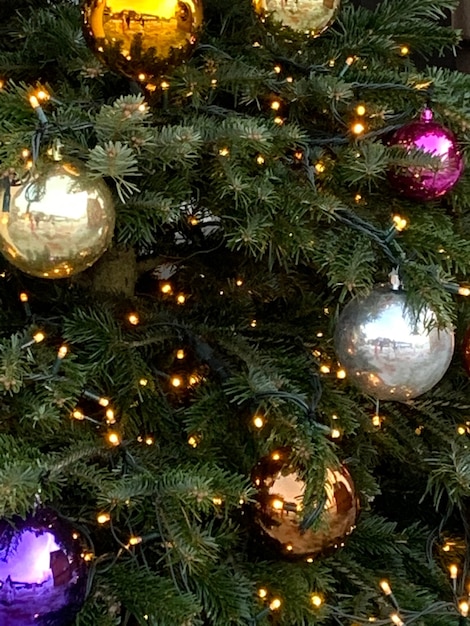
[{"left": 1, "top": 40, "right": 470, "bottom": 624}]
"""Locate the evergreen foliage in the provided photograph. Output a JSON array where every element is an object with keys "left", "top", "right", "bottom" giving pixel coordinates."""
[{"left": 1, "top": 0, "right": 470, "bottom": 624}]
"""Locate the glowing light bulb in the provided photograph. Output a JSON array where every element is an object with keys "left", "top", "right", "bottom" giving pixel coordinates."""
[
  {"left": 392, "top": 215, "right": 407, "bottom": 231},
  {"left": 315, "top": 162, "right": 326, "bottom": 173},
  {"left": 176, "top": 294, "right": 186, "bottom": 305},
  {"left": 336, "top": 368, "right": 346, "bottom": 379},
  {"left": 161, "top": 80, "right": 170, "bottom": 90},
  {"left": 139, "top": 378, "right": 148, "bottom": 386},
  {"left": 330, "top": 428, "right": 341, "bottom": 439},
  {"left": 390, "top": 613, "right": 404, "bottom": 626},
  {"left": 128, "top": 536, "right": 142, "bottom": 546},
  {"left": 356, "top": 104, "right": 366, "bottom": 116},
  {"left": 459, "top": 600, "right": 469, "bottom": 617},
  {"left": 212, "top": 497, "right": 223, "bottom": 505},
  {"left": 171, "top": 376, "right": 183, "bottom": 388},
  {"left": 400, "top": 45, "right": 410, "bottom": 56},
  {"left": 379, "top": 580, "right": 392, "bottom": 595},
  {"left": 219, "top": 147, "right": 230, "bottom": 156},
  {"left": 320, "top": 364, "right": 330, "bottom": 374},
  {"left": 250, "top": 319, "right": 257, "bottom": 327},
  {"left": 97, "top": 512, "right": 110, "bottom": 524},
  {"left": 107, "top": 432, "right": 121, "bottom": 446},
  {"left": 457, "top": 425, "right": 467, "bottom": 435},
  {"left": 352, "top": 122, "right": 365, "bottom": 135},
  {"left": 160, "top": 282, "right": 173, "bottom": 295},
  {"left": 33, "top": 332, "right": 45, "bottom": 343},
  {"left": 256, "top": 155, "right": 265, "bottom": 165},
  {"left": 258, "top": 587, "right": 268, "bottom": 598},
  {"left": 450, "top": 564, "right": 458, "bottom": 579},
  {"left": 311, "top": 594, "right": 322, "bottom": 607},
  {"left": 72, "top": 409, "right": 85, "bottom": 421},
  {"left": 271, "top": 499, "right": 284, "bottom": 510},
  {"left": 253, "top": 415, "right": 264, "bottom": 429},
  {"left": 98, "top": 397, "right": 110, "bottom": 407},
  {"left": 57, "top": 345, "right": 68, "bottom": 359},
  {"left": 145, "top": 436, "right": 154, "bottom": 446},
  {"left": 458, "top": 286, "right": 470, "bottom": 296},
  {"left": 271, "top": 452, "right": 281, "bottom": 461},
  {"left": 128, "top": 313, "right": 139, "bottom": 325},
  {"left": 176, "top": 349, "right": 185, "bottom": 360},
  {"left": 269, "top": 598, "right": 282, "bottom": 611},
  {"left": 273, "top": 65, "right": 281, "bottom": 73},
  {"left": 105, "top": 409, "right": 116, "bottom": 425},
  {"left": 188, "top": 435, "right": 199, "bottom": 448},
  {"left": 19, "top": 292, "right": 29, "bottom": 303}
]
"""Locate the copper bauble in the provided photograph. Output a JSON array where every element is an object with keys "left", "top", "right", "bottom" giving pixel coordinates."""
[
  {"left": 334, "top": 287, "right": 454, "bottom": 401},
  {"left": 82, "top": 0, "right": 204, "bottom": 81},
  {"left": 252, "top": 0, "right": 340, "bottom": 36},
  {"left": 253, "top": 448, "right": 358, "bottom": 558},
  {"left": 0, "top": 162, "right": 115, "bottom": 278}
]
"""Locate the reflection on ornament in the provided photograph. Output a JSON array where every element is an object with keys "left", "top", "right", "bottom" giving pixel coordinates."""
[
  {"left": 0, "top": 162, "right": 115, "bottom": 278},
  {"left": 253, "top": 448, "right": 358, "bottom": 558},
  {"left": 0, "top": 508, "right": 89, "bottom": 626},
  {"left": 252, "top": 0, "right": 341, "bottom": 36},
  {"left": 334, "top": 287, "right": 454, "bottom": 401},
  {"left": 388, "top": 109, "right": 463, "bottom": 201},
  {"left": 82, "top": 0, "right": 204, "bottom": 81}
]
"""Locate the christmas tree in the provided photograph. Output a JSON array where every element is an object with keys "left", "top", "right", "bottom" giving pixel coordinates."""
[{"left": 1, "top": 0, "right": 470, "bottom": 624}]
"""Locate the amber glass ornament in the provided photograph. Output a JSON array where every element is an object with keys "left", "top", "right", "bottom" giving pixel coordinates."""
[
  {"left": 252, "top": 0, "right": 340, "bottom": 36},
  {"left": 0, "top": 162, "right": 115, "bottom": 278},
  {"left": 253, "top": 448, "right": 358, "bottom": 558},
  {"left": 82, "top": 0, "right": 204, "bottom": 82}
]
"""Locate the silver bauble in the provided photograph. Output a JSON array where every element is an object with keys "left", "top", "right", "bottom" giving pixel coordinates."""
[
  {"left": 0, "top": 162, "right": 115, "bottom": 278},
  {"left": 334, "top": 287, "right": 454, "bottom": 401}
]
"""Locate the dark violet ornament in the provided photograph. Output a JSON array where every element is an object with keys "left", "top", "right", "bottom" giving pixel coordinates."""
[
  {"left": 0, "top": 509, "right": 89, "bottom": 626},
  {"left": 388, "top": 108, "right": 464, "bottom": 201}
]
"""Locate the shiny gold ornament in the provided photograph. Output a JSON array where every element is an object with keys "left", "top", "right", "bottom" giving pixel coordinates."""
[
  {"left": 82, "top": 0, "right": 204, "bottom": 81},
  {"left": 252, "top": 0, "right": 340, "bottom": 36},
  {"left": 0, "top": 162, "right": 115, "bottom": 278},
  {"left": 253, "top": 448, "right": 358, "bottom": 558}
]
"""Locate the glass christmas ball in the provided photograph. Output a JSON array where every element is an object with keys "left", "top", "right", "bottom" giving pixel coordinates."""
[
  {"left": 252, "top": 0, "right": 341, "bottom": 36},
  {"left": 334, "top": 287, "right": 454, "bottom": 401},
  {"left": 0, "top": 508, "right": 89, "bottom": 626},
  {"left": 0, "top": 162, "right": 115, "bottom": 279},
  {"left": 388, "top": 108, "right": 463, "bottom": 201},
  {"left": 253, "top": 448, "right": 358, "bottom": 558},
  {"left": 82, "top": 0, "right": 204, "bottom": 82}
]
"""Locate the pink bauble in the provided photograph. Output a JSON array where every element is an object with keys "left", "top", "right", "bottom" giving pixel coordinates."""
[{"left": 388, "top": 109, "right": 463, "bottom": 201}]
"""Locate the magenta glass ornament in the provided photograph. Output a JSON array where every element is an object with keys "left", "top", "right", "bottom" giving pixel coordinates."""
[
  {"left": 0, "top": 509, "right": 89, "bottom": 626},
  {"left": 388, "top": 108, "right": 464, "bottom": 201}
]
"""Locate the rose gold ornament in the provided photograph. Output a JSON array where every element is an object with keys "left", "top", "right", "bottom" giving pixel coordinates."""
[{"left": 253, "top": 448, "right": 358, "bottom": 558}]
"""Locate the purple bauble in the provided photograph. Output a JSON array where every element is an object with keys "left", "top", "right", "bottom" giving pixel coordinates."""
[
  {"left": 0, "top": 509, "right": 89, "bottom": 626},
  {"left": 388, "top": 108, "right": 464, "bottom": 201}
]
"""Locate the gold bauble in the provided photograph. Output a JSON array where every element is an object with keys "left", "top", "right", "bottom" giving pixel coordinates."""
[
  {"left": 81, "top": 0, "right": 204, "bottom": 81},
  {"left": 253, "top": 448, "right": 358, "bottom": 558},
  {"left": 0, "top": 162, "right": 115, "bottom": 278},
  {"left": 252, "top": 0, "right": 340, "bottom": 36}
]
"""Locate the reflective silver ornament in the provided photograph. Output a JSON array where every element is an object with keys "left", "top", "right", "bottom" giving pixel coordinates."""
[
  {"left": 0, "top": 162, "right": 115, "bottom": 278},
  {"left": 334, "top": 287, "right": 454, "bottom": 401}
]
